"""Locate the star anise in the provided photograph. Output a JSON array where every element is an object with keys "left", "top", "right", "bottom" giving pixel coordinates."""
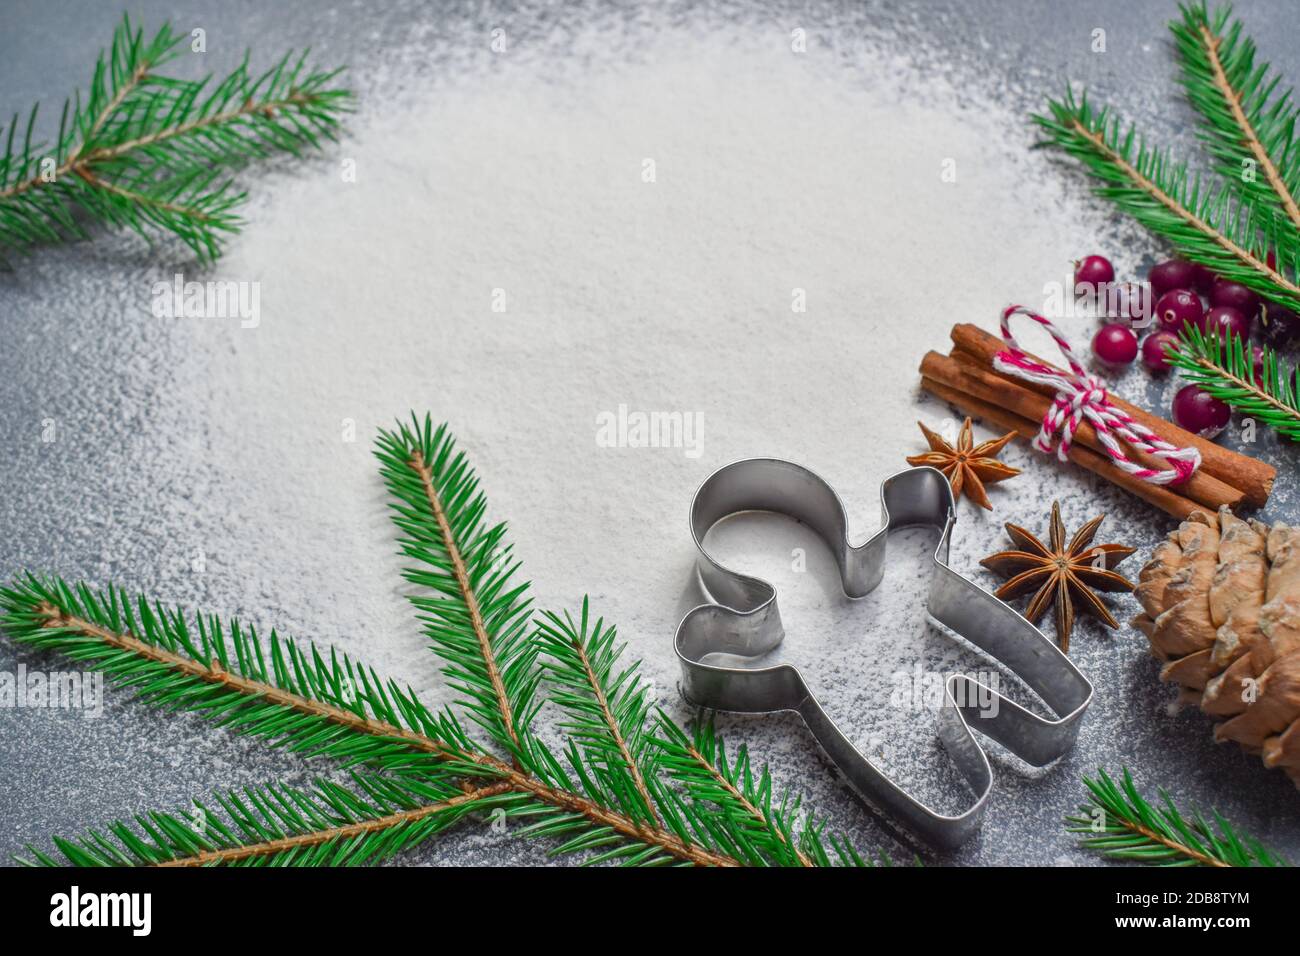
[
  {"left": 979, "top": 501, "right": 1135, "bottom": 653},
  {"left": 906, "top": 417, "right": 1020, "bottom": 510}
]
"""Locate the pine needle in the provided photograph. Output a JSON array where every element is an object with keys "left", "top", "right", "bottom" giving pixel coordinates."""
[
  {"left": 1171, "top": 2, "right": 1300, "bottom": 238},
  {"left": 1065, "top": 767, "right": 1286, "bottom": 867},
  {"left": 0, "top": 15, "right": 352, "bottom": 262},
  {"left": 1033, "top": 3, "right": 1300, "bottom": 315},
  {"left": 535, "top": 603, "right": 661, "bottom": 824},
  {"left": 3, "top": 414, "right": 879, "bottom": 867},
  {"left": 1033, "top": 85, "right": 1300, "bottom": 312},
  {"left": 1167, "top": 325, "right": 1300, "bottom": 440},
  {"left": 18, "top": 777, "right": 518, "bottom": 868},
  {"left": 374, "top": 416, "right": 538, "bottom": 760},
  {"left": 0, "top": 574, "right": 478, "bottom": 776}
]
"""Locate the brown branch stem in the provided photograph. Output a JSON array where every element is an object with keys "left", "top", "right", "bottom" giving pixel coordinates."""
[
  {"left": 1068, "top": 117, "right": 1300, "bottom": 299},
  {"left": 157, "top": 782, "right": 513, "bottom": 867},
  {"left": 36, "top": 602, "right": 458, "bottom": 760},
  {"left": 34, "top": 604, "right": 735, "bottom": 867},
  {"left": 73, "top": 168, "right": 218, "bottom": 222},
  {"left": 1198, "top": 24, "right": 1300, "bottom": 232},
  {"left": 408, "top": 448, "right": 520, "bottom": 750},
  {"left": 81, "top": 92, "right": 313, "bottom": 165},
  {"left": 683, "top": 743, "right": 812, "bottom": 867},
  {"left": 0, "top": 92, "right": 319, "bottom": 203},
  {"left": 77, "top": 64, "right": 149, "bottom": 159},
  {"left": 0, "top": 60, "right": 149, "bottom": 203},
  {"left": 1186, "top": 353, "right": 1300, "bottom": 421},
  {"left": 1114, "top": 816, "right": 1230, "bottom": 868},
  {"left": 568, "top": 635, "right": 659, "bottom": 823}
]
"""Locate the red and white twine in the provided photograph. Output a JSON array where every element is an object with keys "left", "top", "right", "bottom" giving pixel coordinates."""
[{"left": 992, "top": 305, "right": 1201, "bottom": 486}]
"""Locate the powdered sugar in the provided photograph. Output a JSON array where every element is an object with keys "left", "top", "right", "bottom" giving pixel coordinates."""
[{"left": 2, "top": 5, "right": 1297, "bottom": 865}]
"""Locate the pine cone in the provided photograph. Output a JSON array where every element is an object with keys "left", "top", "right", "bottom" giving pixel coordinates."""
[{"left": 1134, "top": 507, "right": 1300, "bottom": 787}]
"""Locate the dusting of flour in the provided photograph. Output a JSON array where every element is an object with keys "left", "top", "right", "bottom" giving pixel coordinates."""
[{"left": 5, "top": 10, "right": 1297, "bottom": 866}]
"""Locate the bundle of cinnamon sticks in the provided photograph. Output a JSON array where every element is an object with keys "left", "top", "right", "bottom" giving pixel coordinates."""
[{"left": 919, "top": 324, "right": 1275, "bottom": 519}]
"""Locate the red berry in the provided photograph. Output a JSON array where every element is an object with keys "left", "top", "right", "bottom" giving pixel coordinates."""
[
  {"left": 1154, "top": 289, "right": 1204, "bottom": 333},
  {"left": 1140, "top": 331, "right": 1180, "bottom": 373},
  {"left": 1075, "top": 255, "right": 1115, "bottom": 296},
  {"left": 1149, "top": 260, "right": 1196, "bottom": 298},
  {"left": 1251, "top": 345, "right": 1266, "bottom": 387},
  {"left": 1105, "top": 281, "right": 1148, "bottom": 324},
  {"left": 1210, "top": 279, "right": 1261, "bottom": 319},
  {"left": 1203, "top": 305, "right": 1252, "bottom": 342},
  {"left": 1190, "top": 263, "right": 1216, "bottom": 295},
  {"left": 1093, "top": 323, "right": 1138, "bottom": 366},
  {"left": 1260, "top": 302, "right": 1300, "bottom": 348},
  {"left": 1172, "top": 384, "right": 1230, "bottom": 439}
]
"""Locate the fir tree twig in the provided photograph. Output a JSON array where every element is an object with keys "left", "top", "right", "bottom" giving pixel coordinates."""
[
  {"left": 21, "top": 775, "right": 518, "bottom": 868},
  {"left": 373, "top": 417, "right": 765, "bottom": 866},
  {"left": 536, "top": 605, "right": 661, "bottom": 824},
  {"left": 1065, "top": 767, "right": 1285, "bottom": 867},
  {"left": 1172, "top": 3, "right": 1300, "bottom": 237},
  {"left": 0, "top": 576, "right": 469, "bottom": 774},
  {"left": 1167, "top": 325, "right": 1300, "bottom": 440},
  {"left": 4, "top": 415, "right": 879, "bottom": 867},
  {"left": 153, "top": 781, "right": 516, "bottom": 868},
  {"left": 1034, "top": 86, "right": 1300, "bottom": 312},
  {"left": 0, "top": 15, "right": 351, "bottom": 262},
  {"left": 654, "top": 716, "right": 817, "bottom": 867},
  {"left": 0, "top": 576, "right": 738, "bottom": 866}
]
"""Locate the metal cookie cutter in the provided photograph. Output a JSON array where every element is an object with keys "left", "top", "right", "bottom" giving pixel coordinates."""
[{"left": 673, "top": 460, "right": 1092, "bottom": 849}]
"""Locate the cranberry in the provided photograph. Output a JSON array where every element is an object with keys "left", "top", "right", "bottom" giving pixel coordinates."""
[
  {"left": 1210, "top": 279, "right": 1261, "bottom": 320},
  {"left": 1141, "top": 331, "right": 1181, "bottom": 373},
  {"left": 1149, "top": 260, "right": 1196, "bottom": 299},
  {"left": 1251, "top": 346, "right": 1267, "bottom": 387},
  {"left": 1202, "top": 305, "right": 1252, "bottom": 342},
  {"left": 1075, "top": 255, "right": 1115, "bottom": 296},
  {"left": 1259, "top": 302, "right": 1300, "bottom": 348},
  {"left": 1190, "top": 263, "right": 1216, "bottom": 295},
  {"left": 1105, "top": 281, "right": 1149, "bottom": 325},
  {"left": 1092, "top": 323, "right": 1138, "bottom": 366},
  {"left": 1154, "top": 289, "right": 1204, "bottom": 333},
  {"left": 1173, "top": 384, "right": 1230, "bottom": 439},
  {"left": 1249, "top": 346, "right": 1297, "bottom": 393}
]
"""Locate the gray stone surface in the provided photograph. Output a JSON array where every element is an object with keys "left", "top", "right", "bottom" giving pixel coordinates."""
[{"left": 0, "top": 0, "right": 1296, "bottom": 866}]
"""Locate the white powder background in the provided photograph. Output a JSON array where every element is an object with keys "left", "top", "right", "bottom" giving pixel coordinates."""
[{"left": 2, "top": 5, "right": 1297, "bottom": 865}]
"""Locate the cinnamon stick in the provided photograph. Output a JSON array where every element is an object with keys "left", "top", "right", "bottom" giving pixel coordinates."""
[
  {"left": 921, "top": 350, "right": 1245, "bottom": 512},
  {"left": 920, "top": 376, "right": 1202, "bottom": 520},
  {"left": 949, "top": 323, "right": 1275, "bottom": 507}
]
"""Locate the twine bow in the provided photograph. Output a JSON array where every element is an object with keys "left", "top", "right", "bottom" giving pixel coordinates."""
[{"left": 992, "top": 305, "right": 1201, "bottom": 486}]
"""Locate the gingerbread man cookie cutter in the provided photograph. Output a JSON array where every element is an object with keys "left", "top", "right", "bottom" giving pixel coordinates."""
[{"left": 673, "top": 460, "right": 1092, "bottom": 849}]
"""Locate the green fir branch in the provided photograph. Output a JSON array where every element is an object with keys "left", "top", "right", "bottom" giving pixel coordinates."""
[
  {"left": 1167, "top": 325, "right": 1300, "bottom": 440},
  {"left": 6, "top": 415, "right": 880, "bottom": 867},
  {"left": 1171, "top": 3, "right": 1300, "bottom": 239},
  {"left": 1066, "top": 767, "right": 1285, "bottom": 867},
  {"left": 374, "top": 416, "right": 541, "bottom": 763},
  {"left": 372, "top": 416, "right": 861, "bottom": 866},
  {"left": 19, "top": 775, "right": 517, "bottom": 868},
  {"left": 0, "top": 572, "right": 741, "bottom": 867},
  {"left": 535, "top": 602, "right": 662, "bottom": 825},
  {"left": 0, "top": 574, "right": 479, "bottom": 777},
  {"left": 654, "top": 715, "right": 886, "bottom": 867},
  {"left": 1033, "top": 86, "right": 1300, "bottom": 312},
  {"left": 0, "top": 15, "right": 351, "bottom": 262}
]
